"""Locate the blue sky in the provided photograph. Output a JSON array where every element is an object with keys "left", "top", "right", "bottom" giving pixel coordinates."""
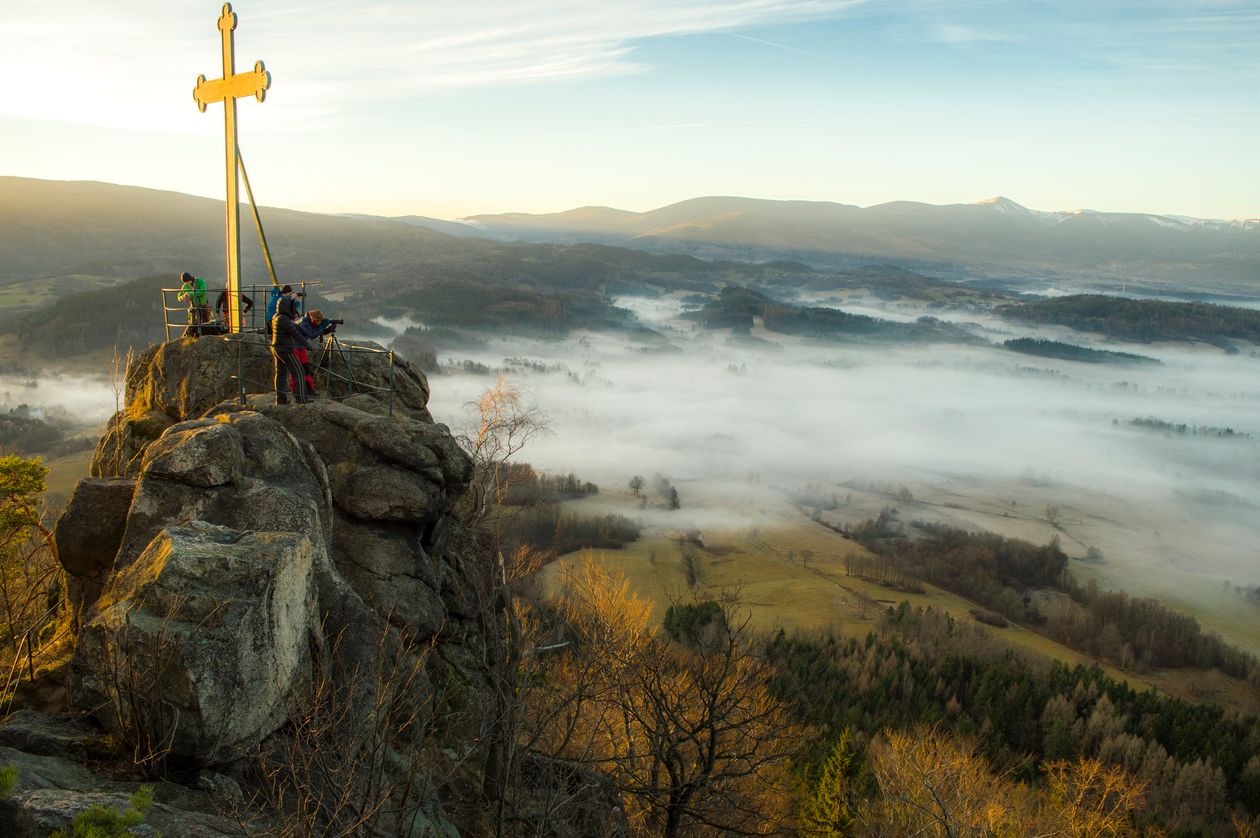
[{"left": 2, "top": 0, "right": 1257, "bottom": 218}]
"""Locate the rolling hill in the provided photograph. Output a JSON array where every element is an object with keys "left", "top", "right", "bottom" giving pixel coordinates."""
[{"left": 465, "top": 195, "right": 1260, "bottom": 290}]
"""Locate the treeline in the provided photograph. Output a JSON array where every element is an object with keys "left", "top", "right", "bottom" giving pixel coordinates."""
[
  {"left": 1053, "top": 578, "right": 1258, "bottom": 677},
  {"left": 496, "top": 463, "right": 598, "bottom": 506},
  {"left": 845, "top": 516, "right": 1260, "bottom": 681},
  {"left": 847, "top": 516, "right": 1066, "bottom": 623},
  {"left": 997, "top": 294, "right": 1260, "bottom": 347},
  {"left": 1003, "top": 337, "right": 1159, "bottom": 365},
  {"left": 353, "top": 277, "right": 635, "bottom": 337},
  {"left": 500, "top": 503, "right": 640, "bottom": 556},
  {"left": 1126, "top": 416, "right": 1251, "bottom": 439},
  {"left": 7, "top": 274, "right": 168, "bottom": 357},
  {"left": 492, "top": 463, "right": 639, "bottom": 557},
  {"left": 0, "top": 405, "right": 94, "bottom": 458},
  {"left": 627, "top": 473, "right": 681, "bottom": 509},
  {"left": 691, "top": 285, "right": 973, "bottom": 343},
  {"left": 768, "top": 605, "right": 1260, "bottom": 833}
]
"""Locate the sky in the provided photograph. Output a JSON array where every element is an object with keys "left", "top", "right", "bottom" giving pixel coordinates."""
[{"left": 2, "top": 0, "right": 1258, "bottom": 219}]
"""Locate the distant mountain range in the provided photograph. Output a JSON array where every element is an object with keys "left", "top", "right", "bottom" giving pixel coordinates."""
[
  {"left": 452, "top": 196, "right": 1260, "bottom": 289},
  {"left": 3, "top": 177, "right": 1258, "bottom": 295}
]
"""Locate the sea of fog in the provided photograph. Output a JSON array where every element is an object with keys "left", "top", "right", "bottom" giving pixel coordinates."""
[
  {"left": 423, "top": 295, "right": 1260, "bottom": 615},
  {"left": 21, "top": 293, "right": 1259, "bottom": 638}
]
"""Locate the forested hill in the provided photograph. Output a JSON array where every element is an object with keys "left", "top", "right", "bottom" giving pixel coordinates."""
[
  {"left": 691, "top": 285, "right": 977, "bottom": 343},
  {"left": 997, "top": 294, "right": 1260, "bottom": 347},
  {"left": 0, "top": 177, "right": 794, "bottom": 297}
]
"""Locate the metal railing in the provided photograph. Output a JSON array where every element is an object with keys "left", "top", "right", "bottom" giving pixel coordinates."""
[
  {"left": 159, "top": 281, "right": 327, "bottom": 341},
  {"left": 154, "top": 301, "right": 397, "bottom": 416}
]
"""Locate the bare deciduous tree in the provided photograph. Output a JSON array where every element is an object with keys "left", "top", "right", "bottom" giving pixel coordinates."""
[
  {"left": 525, "top": 559, "right": 803, "bottom": 837},
  {"left": 456, "top": 377, "right": 550, "bottom": 526}
]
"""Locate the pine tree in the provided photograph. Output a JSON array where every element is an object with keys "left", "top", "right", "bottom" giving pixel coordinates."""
[{"left": 799, "top": 729, "right": 861, "bottom": 837}]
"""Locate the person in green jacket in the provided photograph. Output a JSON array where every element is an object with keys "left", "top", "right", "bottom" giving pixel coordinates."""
[{"left": 178, "top": 271, "right": 210, "bottom": 335}]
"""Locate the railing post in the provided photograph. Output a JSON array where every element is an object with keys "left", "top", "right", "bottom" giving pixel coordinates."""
[
  {"left": 238, "top": 334, "right": 246, "bottom": 406},
  {"left": 388, "top": 351, "right": 395, "bottom": 417}
]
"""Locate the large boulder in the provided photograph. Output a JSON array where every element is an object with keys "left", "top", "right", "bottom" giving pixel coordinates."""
[
  {"left": 71, "top": 523, "right": 318, "bottom": 765},
  {"left": 112, "top": 411, "right": 331, "bottom": 576},
  {"left": 92, "top": 337, "right": 270, "bottom": 478},
  {"left": 53, "top": 478, "right": 136, "bottom": 626},
  {"left": 121, "top": 335, "right": 275, "bottom": 424}
]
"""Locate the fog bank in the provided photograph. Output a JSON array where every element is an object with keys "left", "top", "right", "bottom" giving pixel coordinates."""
[{"left": 423, "top": 295, "right": 1260, "bottom": 635}]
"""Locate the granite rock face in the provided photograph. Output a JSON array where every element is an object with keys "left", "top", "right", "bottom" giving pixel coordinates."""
[
  {"left": 252, "top": 399, "right": 472, "bottom": 639},
  {"left": 71, "top": 523, "right": 318, "bottom": 764}
]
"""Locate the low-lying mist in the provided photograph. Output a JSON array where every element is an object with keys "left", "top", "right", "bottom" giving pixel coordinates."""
[
  {"left": 423, "top": 294, "right": 1260, "bottom": 642},
  {"left": 0, "top": 372, "right": 119, "bottom": 422}
]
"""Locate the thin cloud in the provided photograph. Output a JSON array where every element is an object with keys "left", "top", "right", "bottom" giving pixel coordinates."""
[
  {"left": 0, "top": 1, "right": 868, "bottom": 132},
  {"left": 721, "top": 31, "right": 828, "bottom": 58}
]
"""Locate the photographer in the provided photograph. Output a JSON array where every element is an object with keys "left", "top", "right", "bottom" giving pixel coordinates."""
[{"left": 295, "top": 308, "right": 337, "bottom": 397}]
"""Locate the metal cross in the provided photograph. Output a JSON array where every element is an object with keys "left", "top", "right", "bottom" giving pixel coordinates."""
[{"left": 193, "top": 3, "right": 271, "bottom": 335}]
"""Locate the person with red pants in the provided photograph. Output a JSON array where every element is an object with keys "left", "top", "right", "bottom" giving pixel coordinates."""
[{"left": 295, "top": 308, "right": 334, "bottom": 398}]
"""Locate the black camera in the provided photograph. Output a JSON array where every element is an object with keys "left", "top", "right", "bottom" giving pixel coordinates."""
[{"left": 327, "top": 318, "right": 345, "bottom": 325}]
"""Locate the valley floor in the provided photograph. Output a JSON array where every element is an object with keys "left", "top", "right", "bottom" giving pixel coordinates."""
[{"left": 539, "top": 482, "right": 1260, "bottom": 716}]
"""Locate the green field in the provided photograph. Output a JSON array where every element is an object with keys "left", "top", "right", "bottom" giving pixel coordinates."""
[
  {"left": 539, "top": 487, "right": 1259, "bottom": 713},
  {"left": 41, "top": 449, "right": 93, "bottom": 507},
  {"left": 0, "top": 274, "right": 125, "bottom": 312}
]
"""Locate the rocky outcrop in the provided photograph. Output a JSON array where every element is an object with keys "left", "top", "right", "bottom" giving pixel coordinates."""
[
  {"left": 91, "top": 334, "right": 432, "bottom": 478},
  {"left": 24, "top": 336, "right": 617, "bottom": 836},
  {"left": 34, "top": 337, "right": 474, "bottom": 834},
  {"left": 110, "top": 411, "right": 331, "bottom": 576},
  {"left": 72, "top": 523, "right": 318, "bottom": 763}
]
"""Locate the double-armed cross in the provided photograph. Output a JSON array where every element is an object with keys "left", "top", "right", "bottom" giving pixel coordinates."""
[{"left": 194, "top": 3, "right": 270, "bottom": 334}]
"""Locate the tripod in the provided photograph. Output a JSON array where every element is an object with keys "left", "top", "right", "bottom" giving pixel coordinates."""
[{"left": 312, "top": 331, "right": 359, "bottom": 399}]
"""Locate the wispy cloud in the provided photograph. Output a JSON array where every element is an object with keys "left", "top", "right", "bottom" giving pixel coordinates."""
[
  {"left": 905, "top": 0, "right": 1260, "bottom": 76},
  {"left": 0, "top": 1, "right": 867, "bottom": 132},
  {"left": 721, "top": 31, "right": 828, "bottom": 58}
]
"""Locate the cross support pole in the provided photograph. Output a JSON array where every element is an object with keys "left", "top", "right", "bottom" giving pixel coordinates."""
[{"left": 193, "top": 3, "right": 270, "bottom": 334}]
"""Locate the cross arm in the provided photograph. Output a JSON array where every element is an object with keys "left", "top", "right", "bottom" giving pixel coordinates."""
[{"left": 193, "top": 61, "right": 271, "bottom": 112}]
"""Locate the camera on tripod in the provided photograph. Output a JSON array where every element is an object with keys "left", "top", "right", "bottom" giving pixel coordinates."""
[{"left": 325, "top": 317, "right": 345, "bottom": 333}]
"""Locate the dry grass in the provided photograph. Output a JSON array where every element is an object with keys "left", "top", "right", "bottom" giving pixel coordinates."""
[
  {"left": 43, "top": 449, "right": 93, "bottom": 499},
  {"left": 538, "top": 489, "right": 1162, "bottom": 697}
]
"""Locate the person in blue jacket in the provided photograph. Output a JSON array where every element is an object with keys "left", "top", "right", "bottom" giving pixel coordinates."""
[{"left": 265, "top": 284, "right": 301, "bottom": 336}]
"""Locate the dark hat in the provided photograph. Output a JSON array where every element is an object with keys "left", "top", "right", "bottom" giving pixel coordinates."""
[
  {"left": 181, "top": 271, "right": 194, "bottom": 282},
  {"left": 280, "top": 284, "right": 293, "bottom": 294}
]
